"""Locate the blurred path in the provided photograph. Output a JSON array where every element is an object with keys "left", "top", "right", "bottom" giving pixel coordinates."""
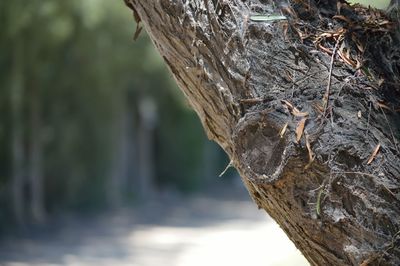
[{"left": 0, "top": 184, "right": 308, "bottom": 266}]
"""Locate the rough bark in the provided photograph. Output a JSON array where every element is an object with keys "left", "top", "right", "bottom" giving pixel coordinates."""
[{"left": 125, "top": 0, "right": 400, "bottom": 265}]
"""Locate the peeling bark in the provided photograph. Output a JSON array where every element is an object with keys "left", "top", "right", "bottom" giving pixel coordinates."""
[{"left": 124, "top": 0, "right": 400, "bottom": 264}]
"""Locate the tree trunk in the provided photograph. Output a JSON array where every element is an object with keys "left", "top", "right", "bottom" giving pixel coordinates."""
[
  {"left": 28, "top": 79, "right": 46, "bottom": 223},
  {"left": 10, "top": 40, "right": 25, "bottom": 227},
  {"left": 108, "top": 99, "right": 129, "bottom": 207},
  {"left": 124, "top": 0, "right": 400, "bottom": 264},
  {"left": 137, "top": 96, "right": 157, "bottom": 200}
]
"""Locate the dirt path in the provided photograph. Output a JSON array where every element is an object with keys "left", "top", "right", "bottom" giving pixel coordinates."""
[{"left": 0, "top": 185, "right": 308, "bottom": 266}]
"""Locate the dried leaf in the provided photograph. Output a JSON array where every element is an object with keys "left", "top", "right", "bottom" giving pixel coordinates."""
[
  {"left": 305, "top": 135, "right": 315, "bottom": 166},
  {"left": 279, "top": 122, "right": 288, "bottom": 138},
  {"left": 337, "top": 42, "right": 357, "bottom": 68},
  {"left": 292, "top": 109, "right": 309, "bottom": 117},
  {"left": 313, "top": 102, "right": 324, "bottom": 114},
  {"left": 282, "top": 22, "right": 289, "bottom": 41},
  {"left": 296, "top": 118, "right": 307, "bottom": 143},
  {"left": 376, "top": 102, "right": 392, "bottom": 111},
  {"left": 338, "top": 50, "right": 357, "bottom": 68},
  {"left": 281, "top": 6, "right": 297, "bottom": 18},
  {"left": 355, "top": 57, "right": 362, "bottom": 70},
  {"left": 333, "top": 15, "right": 352, "bottom": 24},
  {"left": 317, "top": 43, "right": 332, "bottom": 54},
  {"left": 281, "top": 100, "right": 294, "bottom": 110},
  {"left": 319, "top": 32, "right": 334, "bottom": 38},
  {"left": 367, "top": 144, "right": 381, "bottom": 165},
  {"left": 282, "top": 100, "right": 308, "bottom": 117},
  {"left": 378, "top": 20, "right": 391, "bottom": 26}
]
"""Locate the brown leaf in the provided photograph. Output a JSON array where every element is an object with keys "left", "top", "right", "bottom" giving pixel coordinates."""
[
  {"left": 281, "top": 6, "right": 297, "bottom": 18},
  {"left": 317, "top": 43, "right": 332, "bottom": 54},
  {"left": 296, "top": 118, "right": 307, "bottom": 143},
  {"left": 281, "top": 100, "right": 294, "bottom": 110},
  {"left": 319, "top": 32, "right": 334, "bottom": 38},
  {"left": 282, "top": 100, "right": 308, "bottom": 117},
  {"left": 292, "top": 109, "right": 309, "bottom": 117},
  {"left": 355, "top": 57, "right": 362, "bottom": 70},
  {"left": 367, "top": 144, "right": 381, "bottom": 165},
  {"left": 378, "top": 20, "right": 391, "bottom": 26},
  {"left": 282, "top": 22, "right": 289, "bottom": 41},
  {"left": 338, "top": 43, "right": 357, "bottom": 68},
  {"left": 333, "top": 15, "right": 352, "bottom": 24},
  {"left": 279, "top": 122, "right": 288, "bottom": 138},
  {"left": 376, "top": 102, "right": 392, "bottom": 111},
  {"left": 304, "top": 135, "right": 315, "bottom": 169},
  {"left": 313, "top": 102, "right": 324, "bottom": 114}
]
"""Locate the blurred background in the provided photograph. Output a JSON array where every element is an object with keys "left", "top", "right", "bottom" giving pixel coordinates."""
[{"left": 0, "top": 0, "right": 309, "bottom": 265}]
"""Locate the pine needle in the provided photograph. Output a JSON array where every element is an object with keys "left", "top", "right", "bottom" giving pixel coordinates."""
[
  {"left": 296, "top": 118, "right": 307, "bottom": 143},
  {"left": 367, "top": 144, "right": 381, "bottom": 165},
  {"left": 250, "top": 15, "right": 287, "bottom": 22}
]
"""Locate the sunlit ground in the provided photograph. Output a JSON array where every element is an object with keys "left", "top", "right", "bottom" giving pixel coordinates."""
[
  {"left": 131, "top": 221, "right": 308, "bottom": 266},
  {"left": 0, "top": 185, "right": 309, "bottom": 266}
]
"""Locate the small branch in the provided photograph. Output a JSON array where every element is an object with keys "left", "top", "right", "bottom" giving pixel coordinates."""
[
  {"left": 323, "top": 37, "right": 342, "bottom": 116},
  {"left": 219, "top": 160, "right": 233, "bottom": 177}
]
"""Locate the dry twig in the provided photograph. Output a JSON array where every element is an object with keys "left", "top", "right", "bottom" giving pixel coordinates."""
[
  {"left": 323, "top": 37, "right": 342, "bottom": 116},
  {"left": 367, "top": 143, "right": 381, "bottom": 165}
]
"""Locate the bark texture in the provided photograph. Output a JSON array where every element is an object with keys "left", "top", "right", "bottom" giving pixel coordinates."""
[{"left": 125, "top": 0, "right": 400, "bottom": 265}]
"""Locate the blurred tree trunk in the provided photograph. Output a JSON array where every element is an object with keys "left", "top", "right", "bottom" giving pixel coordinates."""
[
  {"left": 137, "top": 97, "right": 157, "bottom": 200},
  {"left": 10, "top": 40, "right": 25, "bottom": 226},
  {"left": 125, "top": 0, "right": 400, "bottom": 265},
  {"left": 28, "top": 80, "right": 46, "bottom": 223},
  {"left": 108, "top": 100, "right": 130, "bottom": 206}
]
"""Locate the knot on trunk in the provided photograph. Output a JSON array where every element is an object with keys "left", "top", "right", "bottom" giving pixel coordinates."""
[{"left": 233, "top": 111, "right": 292, "bottom": 183}]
